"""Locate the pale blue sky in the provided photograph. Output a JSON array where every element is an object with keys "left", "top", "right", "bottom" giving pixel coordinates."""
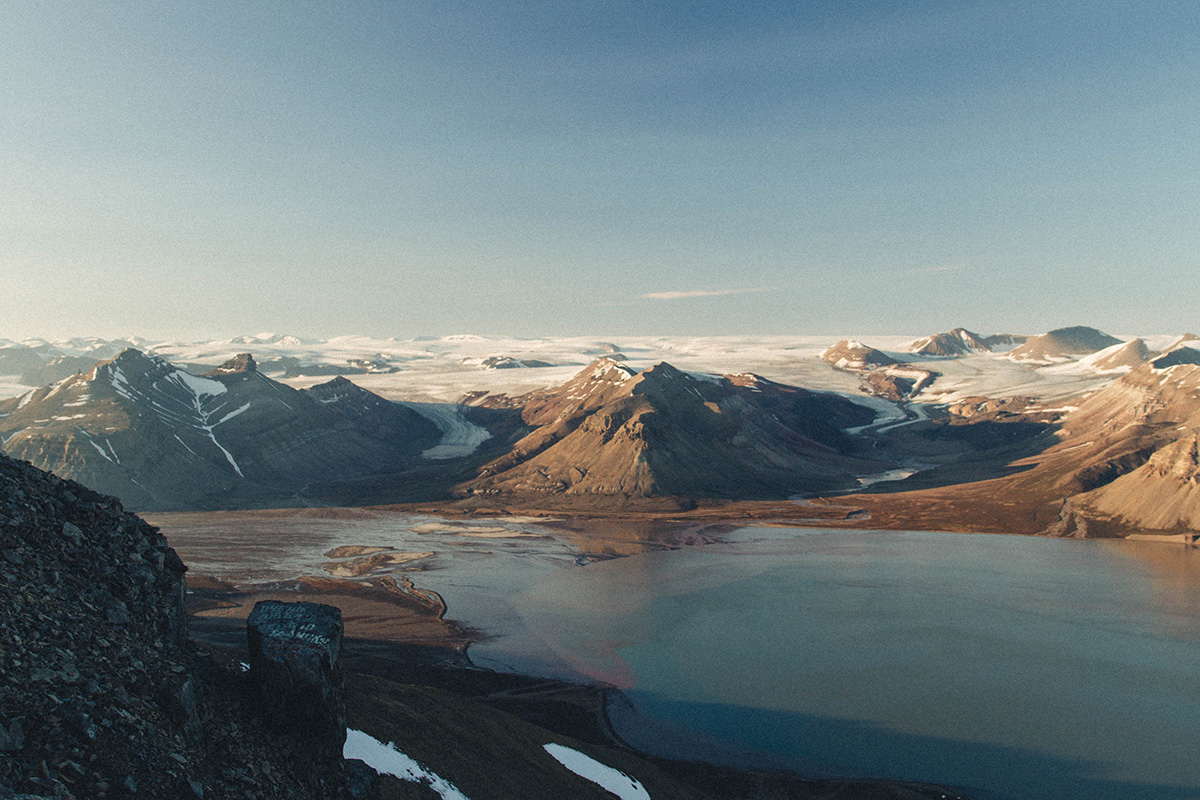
[{"left": 2, "top": 1, "right": 1197, "bottom": 339}]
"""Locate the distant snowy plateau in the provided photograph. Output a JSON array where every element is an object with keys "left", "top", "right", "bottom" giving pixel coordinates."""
[
  {"left": 2, "top": 328, "right": 1199, "bottom": 533},
  {"left": 3, "top": 329, "right": 1186, "bottom": 406}
]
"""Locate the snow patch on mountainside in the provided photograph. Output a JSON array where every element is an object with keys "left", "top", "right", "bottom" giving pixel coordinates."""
[
  {"left": 344, "top": 729, "right": 470, "bottom": 800},
  {"left": 167, "top": 370, "right": 227, "bottom": 397},
  {"left": 543, "top": 743, "right": 651, "bottom": 800}
]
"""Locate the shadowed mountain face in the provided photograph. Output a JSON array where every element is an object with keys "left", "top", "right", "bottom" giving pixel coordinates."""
[
  {"left": 458, "top": 359, "right": 884, "bottom": 504},
  {"left": 1150, "top": 345, "right": 1200, "bottom": 370},
  {"left": 0, "top": 350, "right": 441, "bottom": 511}
]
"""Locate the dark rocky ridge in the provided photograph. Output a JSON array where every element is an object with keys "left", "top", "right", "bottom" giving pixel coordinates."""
[
  {"left": 205, "top": 352, "right": 258, "bottom": 375},
  {"left": 1150, "top": 345, "right": 1200, "bottom": 370},
  {"left": 0, "top": 452, "right": 361, "bottom": 799}
]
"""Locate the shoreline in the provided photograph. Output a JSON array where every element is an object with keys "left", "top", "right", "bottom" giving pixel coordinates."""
[{"left": 185, "top": 591, "right": 973, "bottom": 800}]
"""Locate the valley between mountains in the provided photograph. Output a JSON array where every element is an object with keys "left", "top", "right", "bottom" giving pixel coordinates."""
[{"left": 3, "top": 326, "right": 1199, "bottom": 539}]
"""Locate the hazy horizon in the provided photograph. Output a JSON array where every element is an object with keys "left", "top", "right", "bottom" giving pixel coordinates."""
[
  {"left": 4, "top": 2, "right": 1198, "bottom": 339},
  {"left": 2, "top": 327, "right": 1194, "bottom": 356}
]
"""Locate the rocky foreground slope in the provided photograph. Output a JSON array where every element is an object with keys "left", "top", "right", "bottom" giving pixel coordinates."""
[{"left": 0, "top": 452, "right": 362, "bottom": 799}]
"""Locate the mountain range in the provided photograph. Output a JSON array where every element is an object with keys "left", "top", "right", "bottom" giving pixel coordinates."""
[
  {"left": 0, "top": 350, "right": 441, "bottom": 510},
  {"left": 908, "top": 328, "right": 1026, "bottom": 356},
  {"left": 3, "top": 330, "right": 1199, "bottom": 536}
]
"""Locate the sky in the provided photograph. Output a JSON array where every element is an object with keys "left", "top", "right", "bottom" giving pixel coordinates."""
[{"left": 2, "top": 1, "right": 1198, "bottom": 340}]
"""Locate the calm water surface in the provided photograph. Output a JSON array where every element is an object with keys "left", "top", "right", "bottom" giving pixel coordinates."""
[
  {"left": 471, "top": 527, "right": 1200, "bottom": 800},
  {"left": 159, "top": 514, "right": 1200, "bottom": 800}
]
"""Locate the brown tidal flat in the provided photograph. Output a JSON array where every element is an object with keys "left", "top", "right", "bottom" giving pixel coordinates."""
[{"left": 187, "top": 573, "right": 472, "bottom": 650}]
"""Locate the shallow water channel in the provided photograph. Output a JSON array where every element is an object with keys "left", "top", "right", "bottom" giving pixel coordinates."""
[{"left": 158, "top": 512, "right": 1200, "bottom": 800}]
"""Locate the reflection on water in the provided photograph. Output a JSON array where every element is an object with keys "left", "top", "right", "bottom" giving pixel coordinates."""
[{"left": 154, "top": 512, "right": 1200, "bottom": 800}]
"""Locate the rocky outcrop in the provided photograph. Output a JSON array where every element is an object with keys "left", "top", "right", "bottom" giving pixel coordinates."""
[
  {"left": 821, "top": 341, "right": 937, "bottom": 400},
  {"left": 205, "top": 352, "right": 258, "bottom": 374},
  {"left": 247, "top": 601, "right": 347, "bottom": 762},
  {"left": 257, "top": 357, "right": 397, "bottom": 378},
  {"left": 479, "top": 356, "right": 555, "bottom": 369},
  {"left": 863, "top": 368, "right": 939, "bottom": 401}
]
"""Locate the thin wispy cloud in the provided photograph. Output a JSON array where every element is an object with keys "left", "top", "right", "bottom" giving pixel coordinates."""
[
  {"left": 899, "top": 264, "right": 963, "bottom": 276},
  {"left": 641, "top": 288, "right": 766, "bottom": 301}
]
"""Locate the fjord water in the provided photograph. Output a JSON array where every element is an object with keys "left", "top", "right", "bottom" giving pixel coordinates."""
[
  {"left": 472, "top": 528, "right": 1200, "bottom": 800},
  {"left": 159, "top": 512, "right": 1200, "bottom": 800}
]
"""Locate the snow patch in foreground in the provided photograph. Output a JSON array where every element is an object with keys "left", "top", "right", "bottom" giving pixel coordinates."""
[
  {"left": 344, "top": 728, "right": 470, "bottom": 800},
  {"left": 543, "top": 743, "right": 652, "bottom": 800}
]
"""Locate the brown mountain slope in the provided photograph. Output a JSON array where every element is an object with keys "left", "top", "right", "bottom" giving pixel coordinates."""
[
  {"left": 821, "top": 340, "right": 898, "bottom": 369},
  {"left": 1008, "top": 326, "right": 1121, "bottom": 362},
  {"left": 830, "top": 355, "right": 1200, "bottom": 536},
  {"left": 1086, "top": 338, "right": 1152, "bottom": 371},
  {"left": 1078, "top": 434, "right": 1200, "bottom": 530},
  {"left": 458, "top": 359, "right": 884, "bottom": 505},
  {"left": 908, "top": 328, "right": 991, "bottom": 356},
  {"left": 1070, "top": 356, "right": 1200, "bottom": 531}
]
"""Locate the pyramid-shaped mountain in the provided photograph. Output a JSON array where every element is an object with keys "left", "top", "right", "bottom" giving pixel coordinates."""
[{"left": 458, "top": 358, "right": 885, "bottom": 504}]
